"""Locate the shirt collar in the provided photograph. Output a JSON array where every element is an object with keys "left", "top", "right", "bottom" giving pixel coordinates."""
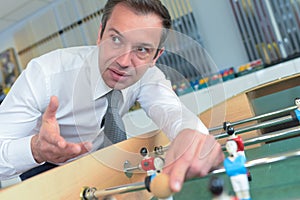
[{"left": 88, "top": 47, "right": 111, "bottom": 100}]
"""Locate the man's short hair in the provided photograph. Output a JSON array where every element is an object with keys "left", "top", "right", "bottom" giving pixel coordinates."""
[{"left": 100, "top": 0, "right": 172, "bottom": 48}]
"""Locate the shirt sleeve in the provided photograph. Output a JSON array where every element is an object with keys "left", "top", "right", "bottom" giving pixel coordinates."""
[
  {"left": 0, "top": 60, "right": 48, "bottom": 179},
  {"left": 137, "top": 67, "right": 208, "bottom": 141}
]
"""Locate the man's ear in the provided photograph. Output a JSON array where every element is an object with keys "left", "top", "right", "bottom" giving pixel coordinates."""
[
  {"left": 97, "top": 24, "right": 103, "bottom": 45},
  {"left": 151, "top": 47, "right": 165, "bottom": 67}
]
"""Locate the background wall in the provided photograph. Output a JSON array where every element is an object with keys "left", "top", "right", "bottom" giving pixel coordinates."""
[
  {"left": 0, "top": 0, "right": 249, "bottom": 71},
  {"left": 0, "top": 30, "right": 15, "bottom": 52},
  {"left": 0, "top": 0, "right": 62, "bottom": 68},
  {"left": 190, "top": 0, "right": 249, "bottom": 68}
]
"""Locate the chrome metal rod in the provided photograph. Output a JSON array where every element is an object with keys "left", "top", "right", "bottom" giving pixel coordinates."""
[
  {"left": 209, "top": 106, "right": 296, "bottom": 132},
  {"left": 221, "top": 126, "right": 300, "bottom": 150},
  {"left": 212, "top": 148, "right": 300, "bottom": 174},
  {"left": 215, "top": 115, "right": 294, "bottom": 139},
  {"left": 81, "top": 148, "right": 300, "bottom": 199},
  {"left": 93, "top": 182, "right": 145, "bottom": 197},
  {"left": 245, "top": 149, "right": 300, "bottom": 167},
  {"left": 153, "top": 146, "right": 169, "bottom": 155},
  {"left": 80, "top": 182, "right": 145, "bottom": 200},
  {"left": 124, "top": 166, "right": 140, "bottom": 172},
  {"left": 243, "top": 126, "right": 300, "bottom": 146}
]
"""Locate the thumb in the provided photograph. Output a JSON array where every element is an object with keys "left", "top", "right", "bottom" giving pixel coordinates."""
[{"left": 43, "top": 96, "right": 59, "bottom": 120}]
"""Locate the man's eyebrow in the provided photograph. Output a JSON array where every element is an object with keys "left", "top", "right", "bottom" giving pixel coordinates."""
[
  {"left": 135, "top": 42, "right": 155, "bottom": 49},
  {"left": 107, "top": 28, "right": 124, "bottom": 38}
]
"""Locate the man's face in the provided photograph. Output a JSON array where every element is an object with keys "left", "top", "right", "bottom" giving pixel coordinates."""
[{"left": 98, "top": 4, "right": 165, "bottom": 90}]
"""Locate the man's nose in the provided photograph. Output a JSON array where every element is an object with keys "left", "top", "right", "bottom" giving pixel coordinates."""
[{"left": 116, "top": 50, "right": 132, "bottom": 67}]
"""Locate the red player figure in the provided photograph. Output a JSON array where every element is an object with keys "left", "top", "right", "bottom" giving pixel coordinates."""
[
  {"left": 227, "top": 126, "right": 245, "bottom": 157},
  {"left": 225, "top": 125, "right": 252, "bottom": 181},
  {"left": 224, "top": 140, "right": 251, "bottom": 200},
  {"left": 139, "top": 147, "right": 165, "bottom": 176}
]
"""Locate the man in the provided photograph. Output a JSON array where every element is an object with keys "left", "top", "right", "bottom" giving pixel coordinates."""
[{"left": 0, "top": 0, "right": 223, "bottom": 194}]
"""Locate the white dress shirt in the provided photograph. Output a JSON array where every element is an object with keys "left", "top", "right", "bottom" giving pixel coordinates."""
[{"left": 0, "top": 46, "right": 208, "bottom": 179}]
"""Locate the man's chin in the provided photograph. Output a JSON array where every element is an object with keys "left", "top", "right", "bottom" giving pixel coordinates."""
[{"left": 106, "top": 80, "right": 128, "bottom": 90}]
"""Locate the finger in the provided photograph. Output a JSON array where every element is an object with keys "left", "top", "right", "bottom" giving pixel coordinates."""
[
  {"left": 60, "top": 142, "right": 81, "bottom": 154},
  {"left": 197, "top": 135, "right": 215, "bottom": 158},
  {"left": 168, "top": 158, "right": 190, "bottom": 193},
  {"left": 79, "top": 142, "right": 93, "bottom": 152},
  {"left": 51, "top": 142, "right": 90, "bottom": 163},
  {"left": 57, "top": 138, "right": 67, "bottom": 149},
  {"left": 62, "top": 141, "right": 92, "bottom": 156},
  {"left": 47, "top": 143, "right": 81, "bottom": 163},
  {"left": 196, "top": 140, "right": 224, "bottom": 175},
  {"left": 43, "top": 131, "right": 66, "bottom": 148},
  {"left": 211, "top": 144, "right": 225, "bottom": 168},
  {"left": 197, "top": 136, "right": 222, "bottom": 168},
  {"left": 200, "top": 137, "right": 224, "bottom": 167},
  {"left": 41, "top": 96, "right": 65, "bottom": 146},
  {"left": 166, "top": 148, "right": 197, "bottom": 192},
  {"left": 43, "top": 96, "right": 59, "bottom": 121}
]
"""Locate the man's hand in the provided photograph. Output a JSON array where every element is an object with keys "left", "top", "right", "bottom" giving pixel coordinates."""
[
  {"left": 31, "top": 96, "right": 92, "bottom": 164},
  {"left": 163, "top": 129, "right": 224, "bottom": 192}
]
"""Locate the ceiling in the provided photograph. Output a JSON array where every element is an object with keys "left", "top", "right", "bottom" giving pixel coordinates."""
[{"left": 0, "top": 0, "right": 56, "bottom": 34}]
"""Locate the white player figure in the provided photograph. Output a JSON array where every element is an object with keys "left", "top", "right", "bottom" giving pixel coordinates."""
[
  {"left": 140, "top": 147, "right": 164, "bottom": 176},
  {"left": 223, "top": 140, "right": 251, "bottom": 200}
]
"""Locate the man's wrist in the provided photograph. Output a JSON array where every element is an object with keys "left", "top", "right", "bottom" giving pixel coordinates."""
[{"left": 31, "top": 135, "right": 44, "bottom": 163}]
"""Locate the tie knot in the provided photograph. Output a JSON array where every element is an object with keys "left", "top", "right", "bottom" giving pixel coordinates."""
[{"left": 106, "top": 90, "right": 122, "bottom": 108}]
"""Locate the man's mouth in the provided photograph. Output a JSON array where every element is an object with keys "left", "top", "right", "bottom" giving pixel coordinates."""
[
  {"left": 109, "top": 68, "right": 129, "bottom": 80},
  {"left": 111, "top": 68, "right": 126, "bottom": 76}
]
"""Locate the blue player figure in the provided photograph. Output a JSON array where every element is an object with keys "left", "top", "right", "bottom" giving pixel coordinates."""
[
  {"left": 291, "top": 97, "right": 300, "bottom": 122},
  {"left": 224, "top": 140, "right": 251, "bottom": 200}
]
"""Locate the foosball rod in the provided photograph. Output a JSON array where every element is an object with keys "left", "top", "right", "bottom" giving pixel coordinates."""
[
  {"left": 209, "top": 105, "right": 296, "bottom": 132},
  {"left": 243, "top": 126, "right": 300, "bottom": 146},
  {"left": 81, "top": 182, "right": 145, "bottom": 200},
  {"left": 80, "top": 148, "right": 300, "bottom": 199},
  {"left": 215, "top": 115, "right": 294, "bottom": 139},
  {"left": 221, "top": 126, "right": 300, "bottom": 150},
  {"left": 212, "top": 148, "right": 300, "bottom": 174}
]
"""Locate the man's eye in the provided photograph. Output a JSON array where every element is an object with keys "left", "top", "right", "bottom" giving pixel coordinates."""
[
  {"left": 137, "top": 47, "right": 147, "bottom": 53},
  {"left": 112, "top": 36, "right": 121, "bottom": 44},
  {"left": 135, "top": 47, "right": 152, "bottom": 60}
]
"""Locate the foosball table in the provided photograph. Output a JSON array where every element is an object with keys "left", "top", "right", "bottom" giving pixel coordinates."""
[{"left": 1, "top": 75, "right": 300, "bottom": 199}]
